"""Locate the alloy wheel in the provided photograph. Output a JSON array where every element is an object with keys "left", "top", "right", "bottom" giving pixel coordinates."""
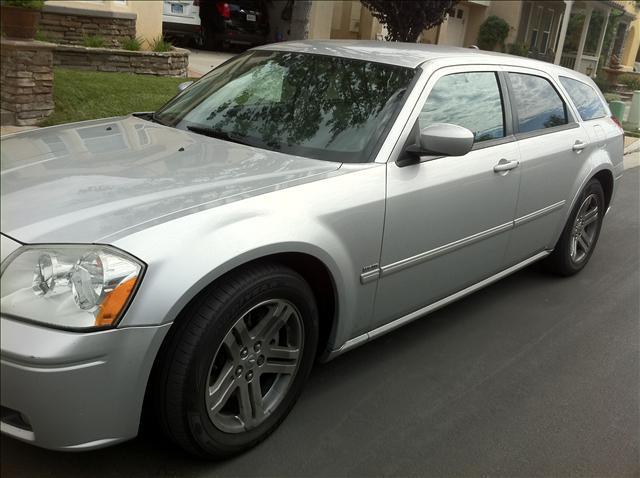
[
  {"left": 569, "top": 193, "right": 599, "bottom": 263},
  {"left": 205, "top": 299, "right": 304, "bottom": 433}
]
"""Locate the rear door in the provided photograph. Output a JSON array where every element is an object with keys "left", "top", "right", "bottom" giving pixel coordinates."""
[{"left": 502, "top": 67, "right": 591, "bottom": 265}]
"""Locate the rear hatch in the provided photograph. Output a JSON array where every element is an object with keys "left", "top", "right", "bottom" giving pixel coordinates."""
[
  {"left": 228, "top": 0, "right": 268, "bottom": 34},
  {"left": 163, "top": 0, "right": 201, "bottom": 25}
]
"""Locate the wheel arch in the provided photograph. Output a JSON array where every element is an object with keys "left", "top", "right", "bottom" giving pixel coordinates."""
[
  {"left": 553, "top": 163, "right": 616, "bottom": 246},
  {"left": 139, "top": 250, "right": 340, "bottom": 432},
  {"left": 592, "top": 168, "right": 614, "bottom": 210}
]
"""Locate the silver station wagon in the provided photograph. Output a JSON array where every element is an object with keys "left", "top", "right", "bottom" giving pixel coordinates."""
[{"left": 0, "top": 40, "right": 624, "bottom": 458}]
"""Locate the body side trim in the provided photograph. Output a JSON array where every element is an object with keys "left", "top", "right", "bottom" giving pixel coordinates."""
[
  {"left": 331, "top": 250, "right": 550, "bottom": 360},
  {"left": 360, "top": 269, "right": 381, "bottom": 284},
  {"left": 361, "top": 200, "right": 565, "bottom": 283},
  {"left": 380, "top": 221, "right": 513, "bottom": 277},
  {"left": 514, "top": 200, "right": 566, "bottom": 227}
]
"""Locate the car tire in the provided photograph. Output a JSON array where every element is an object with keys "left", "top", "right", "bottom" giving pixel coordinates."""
[
  {"left": 154, "top": 263, "right": 319, "bottom": 458},
  {"left": 545, "top": 178, "right": 605, "bottom": 276}
]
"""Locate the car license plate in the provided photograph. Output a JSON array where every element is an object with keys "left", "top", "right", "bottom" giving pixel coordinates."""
[
  {"left": 246, "top": 13, "right": 256, "bottom": 21},
  {"left": 171, "top": 3, "right": 184, "bottom": 14}
]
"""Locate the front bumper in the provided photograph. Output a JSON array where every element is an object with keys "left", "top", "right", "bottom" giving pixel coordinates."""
[{"left": 0, "top": 316, "right": 171, "bottom": 451}]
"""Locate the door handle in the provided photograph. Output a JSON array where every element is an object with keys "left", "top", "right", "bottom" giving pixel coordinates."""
[
  {"left": 572, "top": 140, "right": 587, "bottom": 152},
  {"left": 493, "top": 159, "right": 519, "bottom": 173}
]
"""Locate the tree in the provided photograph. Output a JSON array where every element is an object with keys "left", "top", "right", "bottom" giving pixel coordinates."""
[
  {"left": 361, "top": 0, "right": 458, "bottom": 42},
  {"left": 477, "top": 15, "right": 510, "bottom": 52}
]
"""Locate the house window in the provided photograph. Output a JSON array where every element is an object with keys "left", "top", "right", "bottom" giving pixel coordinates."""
[
  {"left": 529, "top": 6, "right": 542, "bottom": 50},
  {"left": 554, "top": 12, "right": 564, "bottom": 52},
  {"left": 540, "top": 9, "right": 554, "bottom": 53}
]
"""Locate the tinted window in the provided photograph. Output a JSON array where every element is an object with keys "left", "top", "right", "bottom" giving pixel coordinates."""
[
  {"left": 559, "top": 76, "right": 607, "bottom": 121},
  {"left": 154, "top": 51, "right": 416, "bottom": 163},
  {"left": 509, "top": 73, "right": 568, "bottom": 133},
  {"left": 419, "top": 72, "right": 504, "bottom": 142}
]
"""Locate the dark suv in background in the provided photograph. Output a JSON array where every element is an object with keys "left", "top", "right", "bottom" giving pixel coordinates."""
[
  {"left": 163, "top": 0, "right": 269, "bottom": 50},
  {"left": 201, "top": 0, "right": 269, "bottom": 49}
]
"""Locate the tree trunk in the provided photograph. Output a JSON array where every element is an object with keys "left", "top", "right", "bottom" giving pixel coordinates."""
[{"left": 288, "top": 0, "right": 313, "bottom": 40}]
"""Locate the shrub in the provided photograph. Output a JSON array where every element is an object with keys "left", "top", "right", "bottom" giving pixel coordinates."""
[
  {"left": 83, "top": 35, "right": 106, "bottom": 48},
  {"left": 120, "top": 36, "right": 144, "bottom": 51},
  {"left": 477, "top": 15, "right": 510, "bottom": 51},
  {"left": 34, "top": 30, "right": 56, "bottom": 43},
  {"left": 594, "top": 75, "right": 614, "bottom": 93},
  {"left": 619, "top": 74, "right": 640, "bottom": 91},
  {"left": 603, "top": 92, "right": 621, "bottom": 102},
  {"left": 507, "top": 42, "right": 528, "bottom": 57},
  {"left": 2, "top": 0, "right": 44, "bottom": 8},
  {"left": 150, "top": 35, "right": 172, "bottom": 52}
]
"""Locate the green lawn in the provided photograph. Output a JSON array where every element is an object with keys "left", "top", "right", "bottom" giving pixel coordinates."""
[{"left": 43, "top": 69, "right": 190, "bottom": 126}]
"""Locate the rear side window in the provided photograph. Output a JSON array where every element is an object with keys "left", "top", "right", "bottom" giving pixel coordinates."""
[
  {"left": 419, "top": 72, "right": 505, "bottom": 143},
  {"left": 559, "top": 76, "right": 607, "bottom": 121},
  {"left": 508, "top": 73, "right": 568, "bottom": 134}
]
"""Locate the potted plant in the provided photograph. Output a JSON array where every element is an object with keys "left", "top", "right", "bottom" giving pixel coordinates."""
[{"left": 0, "top": 0, "right": 45, "bottom": 40}]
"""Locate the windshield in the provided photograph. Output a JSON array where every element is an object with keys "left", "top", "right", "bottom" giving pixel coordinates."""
[{"left": 154, "top": 51, "right": 416, "bottom": 163}]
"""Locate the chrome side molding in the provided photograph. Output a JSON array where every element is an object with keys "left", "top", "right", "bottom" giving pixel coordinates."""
[
  {"left": 514, "top": 200, "right": 565, "bottom": 227},
  {"left": 360, "top": 201, "right": 565, "bottom": 284},
  {"left": 337, "top": 250, "right": 551, "bottom": 361}
]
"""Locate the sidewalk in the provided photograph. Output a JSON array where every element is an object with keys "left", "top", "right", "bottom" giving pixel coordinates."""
[
  {"left": 0, "top": 125, "right": 37, "bottom": 137},
  {"left": 623, "top": 136, "right": 640, "bottom": 170}
]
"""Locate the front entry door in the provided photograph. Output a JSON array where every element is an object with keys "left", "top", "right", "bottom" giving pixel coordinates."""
[
  {"left": 439, "top": 5, "right": 468, "bottom": 47},
  {"left": 372, "top": 68, "right": 521, "bottom": 329}
]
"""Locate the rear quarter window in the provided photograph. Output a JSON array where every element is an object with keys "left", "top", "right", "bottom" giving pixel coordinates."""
[{"left": 559, "top": 76, "right": 607, "bottom": 121}]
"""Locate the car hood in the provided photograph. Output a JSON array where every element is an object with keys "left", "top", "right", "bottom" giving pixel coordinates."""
[{"left": 1, "top": 116, "right": 340, "bottom": 244}]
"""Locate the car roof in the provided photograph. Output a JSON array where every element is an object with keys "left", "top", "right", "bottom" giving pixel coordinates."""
[{"left": 255, "top": 40, "right": 593, "bottom": 84}]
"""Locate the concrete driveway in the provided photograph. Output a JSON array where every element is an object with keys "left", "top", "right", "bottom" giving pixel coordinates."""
[
  {"left": 2, "top": 166, "right": 638, "bottom": 476},
  {"left": 187, "top": 48, "right": 236, "bottom": 77}
]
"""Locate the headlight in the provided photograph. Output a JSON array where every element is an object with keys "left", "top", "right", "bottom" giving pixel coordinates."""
[{"left": 1, "top": 245, "right": 144, "bottom": 329}]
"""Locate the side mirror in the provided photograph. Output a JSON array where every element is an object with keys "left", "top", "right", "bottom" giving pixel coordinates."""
[
  {"left": 417, "top": 123, "right": 474, "bottom": 157},
  {"left": 177, "top": 80, "right": 194, "bottom": 92},
  {"left": 401, "top": 123, "right": 475, "bottom": 167}
]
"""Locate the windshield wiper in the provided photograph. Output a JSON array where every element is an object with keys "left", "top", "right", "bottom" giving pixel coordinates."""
[
  {"left": 186, "top": 126, "right": 252, "bottom": 147},
  {"left": 150, "top": 112, "right": 169, "bottom": 126}
]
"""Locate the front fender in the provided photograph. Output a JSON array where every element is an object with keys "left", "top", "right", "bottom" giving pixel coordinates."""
[{"left": 112, "top": 163, "right": 386, "bottom": 350}]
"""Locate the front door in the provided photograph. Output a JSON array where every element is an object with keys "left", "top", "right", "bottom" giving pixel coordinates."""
[
  {"left": 439, "top": 5, "right": 468, "bottom": 47},
  {"left": 372, "top": 67, "right": 521, "bottom": 329}
]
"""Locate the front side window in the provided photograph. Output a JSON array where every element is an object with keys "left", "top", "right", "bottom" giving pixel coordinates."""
[
  {"left": 419, "top": 72, "right": 505, "bottom": 143},
  {"left": 509, "top": 73, "right": 568, "bottom": 133},
  {"left": 559, "top": 76, "right": 607, "bottom": 121},
  {"left": 153, "top": 51, "right": 416, "bottom": 163}
]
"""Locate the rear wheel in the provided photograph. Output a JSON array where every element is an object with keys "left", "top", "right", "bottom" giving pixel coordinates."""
[
  {"left": 545, "top": 178, "right": 605, "bottom": 276},
  {"left": 154, "top": 264, "right": 318, "bottom": 458}
]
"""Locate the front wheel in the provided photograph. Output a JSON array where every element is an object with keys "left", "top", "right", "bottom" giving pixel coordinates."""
[
  {"left": 154, "top": 264, "right": 318, "bottom": 458},
  {"left": 545, "top": 178, "right": 605, "bottom": 276}
]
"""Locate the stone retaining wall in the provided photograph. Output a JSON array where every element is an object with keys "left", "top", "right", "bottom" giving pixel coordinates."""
[
  {"left": 1, "top": 39, "right": 55, "bottom": 126},
  {"left": 39, "top": 4, "right": 136, "bottom": 48},
  {"left": 53, "top": 44, "right": 189, "bottom": 77}
]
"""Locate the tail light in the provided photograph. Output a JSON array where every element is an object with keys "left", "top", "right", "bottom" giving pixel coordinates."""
[
  {"left": 611, "top": 115, "right": 624, "bottom": 133},
  {"left": 216, "top": 2, "right": 230, "bottom": 18}
]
